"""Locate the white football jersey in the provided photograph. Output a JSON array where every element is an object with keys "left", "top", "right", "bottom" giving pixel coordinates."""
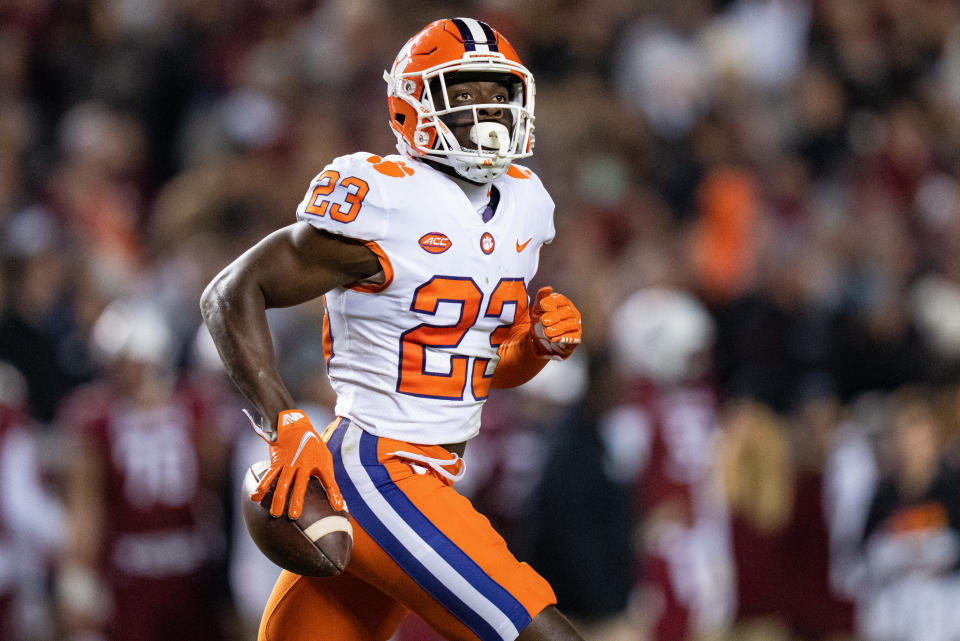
[{"left": 295, "top": 152, "right": 555, "bottom": 444}]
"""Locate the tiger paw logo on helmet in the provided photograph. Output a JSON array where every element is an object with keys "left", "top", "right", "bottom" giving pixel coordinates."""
[{"left": 383, "top": 18, "right": 535, "bottom": 184}]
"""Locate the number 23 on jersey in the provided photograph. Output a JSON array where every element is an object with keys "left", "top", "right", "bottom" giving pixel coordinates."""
[
  {"left": 304, "top": 170, "right": 369, "bottom": 223},
  {"left": 398, "top": 277, "right": 527, "bottom": 402}
]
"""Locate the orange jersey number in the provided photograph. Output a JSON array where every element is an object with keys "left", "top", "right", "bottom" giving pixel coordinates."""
[
  {"left": 398, "top": 277, "right": 527, "bottom": 401},
  {"left": 472, "top": 278, "right": 527, "bottom": 400},
  {"left": 304, "top": 170, "right": 369, "bottom": 223}
]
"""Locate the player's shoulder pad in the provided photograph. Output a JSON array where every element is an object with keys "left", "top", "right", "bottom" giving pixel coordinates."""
[
  {"left": 500, "top": 163, "right": 554, "bottom": 206},
  {"left": 496, "top": 163, "right": 556, "bottom": 243},
  {"left": 328, "top": 152, "right": 427, "bottom": 206},
  {"left": 297, "top": 152, "right": 419, "bottom": 242}
]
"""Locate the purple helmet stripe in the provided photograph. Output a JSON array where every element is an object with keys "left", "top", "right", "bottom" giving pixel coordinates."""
[{"left": 477, "top": 21, "right": 499, "bottom": 52}]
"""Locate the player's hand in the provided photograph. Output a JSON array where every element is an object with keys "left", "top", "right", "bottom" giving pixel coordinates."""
[
  {"left": 529, "top": 286, "right": 582, "bottom": 360},
  {"left": 249, "top": 410, "right": 345, "bottom": 518}
]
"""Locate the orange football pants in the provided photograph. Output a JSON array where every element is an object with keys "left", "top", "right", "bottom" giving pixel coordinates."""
[{"left": 258, "top": 418, "right": 555, "bottom": 641}]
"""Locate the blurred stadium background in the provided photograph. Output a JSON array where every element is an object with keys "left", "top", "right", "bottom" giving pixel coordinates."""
[{"left": 2, "top": 0, "right": 960, "bottom": 640}]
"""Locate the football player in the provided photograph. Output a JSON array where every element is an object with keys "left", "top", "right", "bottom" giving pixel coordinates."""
[
  {"left": 201, "top": 18, "right": 584, "bottom": 641},
  {"left": 57, "top": 300, "right": 228, "bottom": 641}
]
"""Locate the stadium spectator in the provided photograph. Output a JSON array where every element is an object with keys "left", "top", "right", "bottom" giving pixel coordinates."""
[
  {"left": 781, "top": 383, "right": 856, "bottom": 640},
  {"left": 857, "top": 386, "right": 960, "bottom": 641},
  {"left": 717, "top": 398, "right": 793, "bottom": 641}
]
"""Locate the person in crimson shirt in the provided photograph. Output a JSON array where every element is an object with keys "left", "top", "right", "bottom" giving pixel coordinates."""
[{"left": 55, "top": 300, "right": 229, "bottom": 641}]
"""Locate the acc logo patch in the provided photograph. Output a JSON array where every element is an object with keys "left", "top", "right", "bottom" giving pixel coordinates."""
[
  {"left": 480, "top": 232, "right": 495, "bottom": 254},
  {"left": 419, "top": 232, "right": 452, "bottom": 254}
]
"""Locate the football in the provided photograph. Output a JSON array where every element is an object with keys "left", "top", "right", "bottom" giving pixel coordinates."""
[{"left": 241, "top": 460, "right": 353, "bottom": 577}]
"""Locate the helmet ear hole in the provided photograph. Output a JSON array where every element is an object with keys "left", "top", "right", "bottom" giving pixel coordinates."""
[{"left": 394, "top": 113, "right": 406, "bottom": 125}]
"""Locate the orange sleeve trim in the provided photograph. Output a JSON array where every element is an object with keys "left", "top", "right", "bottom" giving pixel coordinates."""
[
  {"left": 490, "top": 318, "right": 548, "bottom": 389},
  {"left": 349, "top": 240, "right": 394, "bottom": 293}
]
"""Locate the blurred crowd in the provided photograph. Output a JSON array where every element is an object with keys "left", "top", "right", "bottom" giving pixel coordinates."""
[{"left": 1, "top": 0, "right": 960, "bottom": 640}]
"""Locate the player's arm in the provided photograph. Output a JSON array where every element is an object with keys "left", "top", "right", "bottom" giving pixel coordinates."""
[
  {"left": 200, "top": 221, "right": 381, "bottom": 516},
  {"left": 201, "top": 222, "right": 379, "bottom": 419},
  {"left": 491, "top": 287, "right": 582, "bottom": 389}
]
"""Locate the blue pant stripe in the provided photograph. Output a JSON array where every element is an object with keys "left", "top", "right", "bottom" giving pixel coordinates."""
[{"left": 356, "top": 430, "right": 531, "bottom": 633}]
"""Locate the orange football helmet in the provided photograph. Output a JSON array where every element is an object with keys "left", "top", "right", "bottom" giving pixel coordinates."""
[{"left": 384, "top": 18, "right": 535, "bottom": 183}]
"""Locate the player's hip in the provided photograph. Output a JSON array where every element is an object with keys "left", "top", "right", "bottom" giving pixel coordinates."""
[{"left": 329, "top": 390, "right": 483, "bottom": 445}]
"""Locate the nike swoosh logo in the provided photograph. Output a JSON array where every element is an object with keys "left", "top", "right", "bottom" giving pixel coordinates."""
[
  {"left": 291, "top": 431, "right": 319, "bottom": 466},
  {"left": 516, "top": 238, "right": 533, "bottom": 252}
]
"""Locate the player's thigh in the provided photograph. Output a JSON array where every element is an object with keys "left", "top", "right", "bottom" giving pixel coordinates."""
[
  {"left": 258, "top": 569, "right": 406, "bottom": 641},
  {"left": 330, "top": 421, "right": 556, "bottom": 641}
]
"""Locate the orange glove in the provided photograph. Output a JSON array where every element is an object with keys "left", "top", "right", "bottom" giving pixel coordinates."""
[
  {"left": 249, "top": 409, "right": 345, "bottom": 518},
  {"left": 529, "top": 286, "right": 582, "bottom": 360}
]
